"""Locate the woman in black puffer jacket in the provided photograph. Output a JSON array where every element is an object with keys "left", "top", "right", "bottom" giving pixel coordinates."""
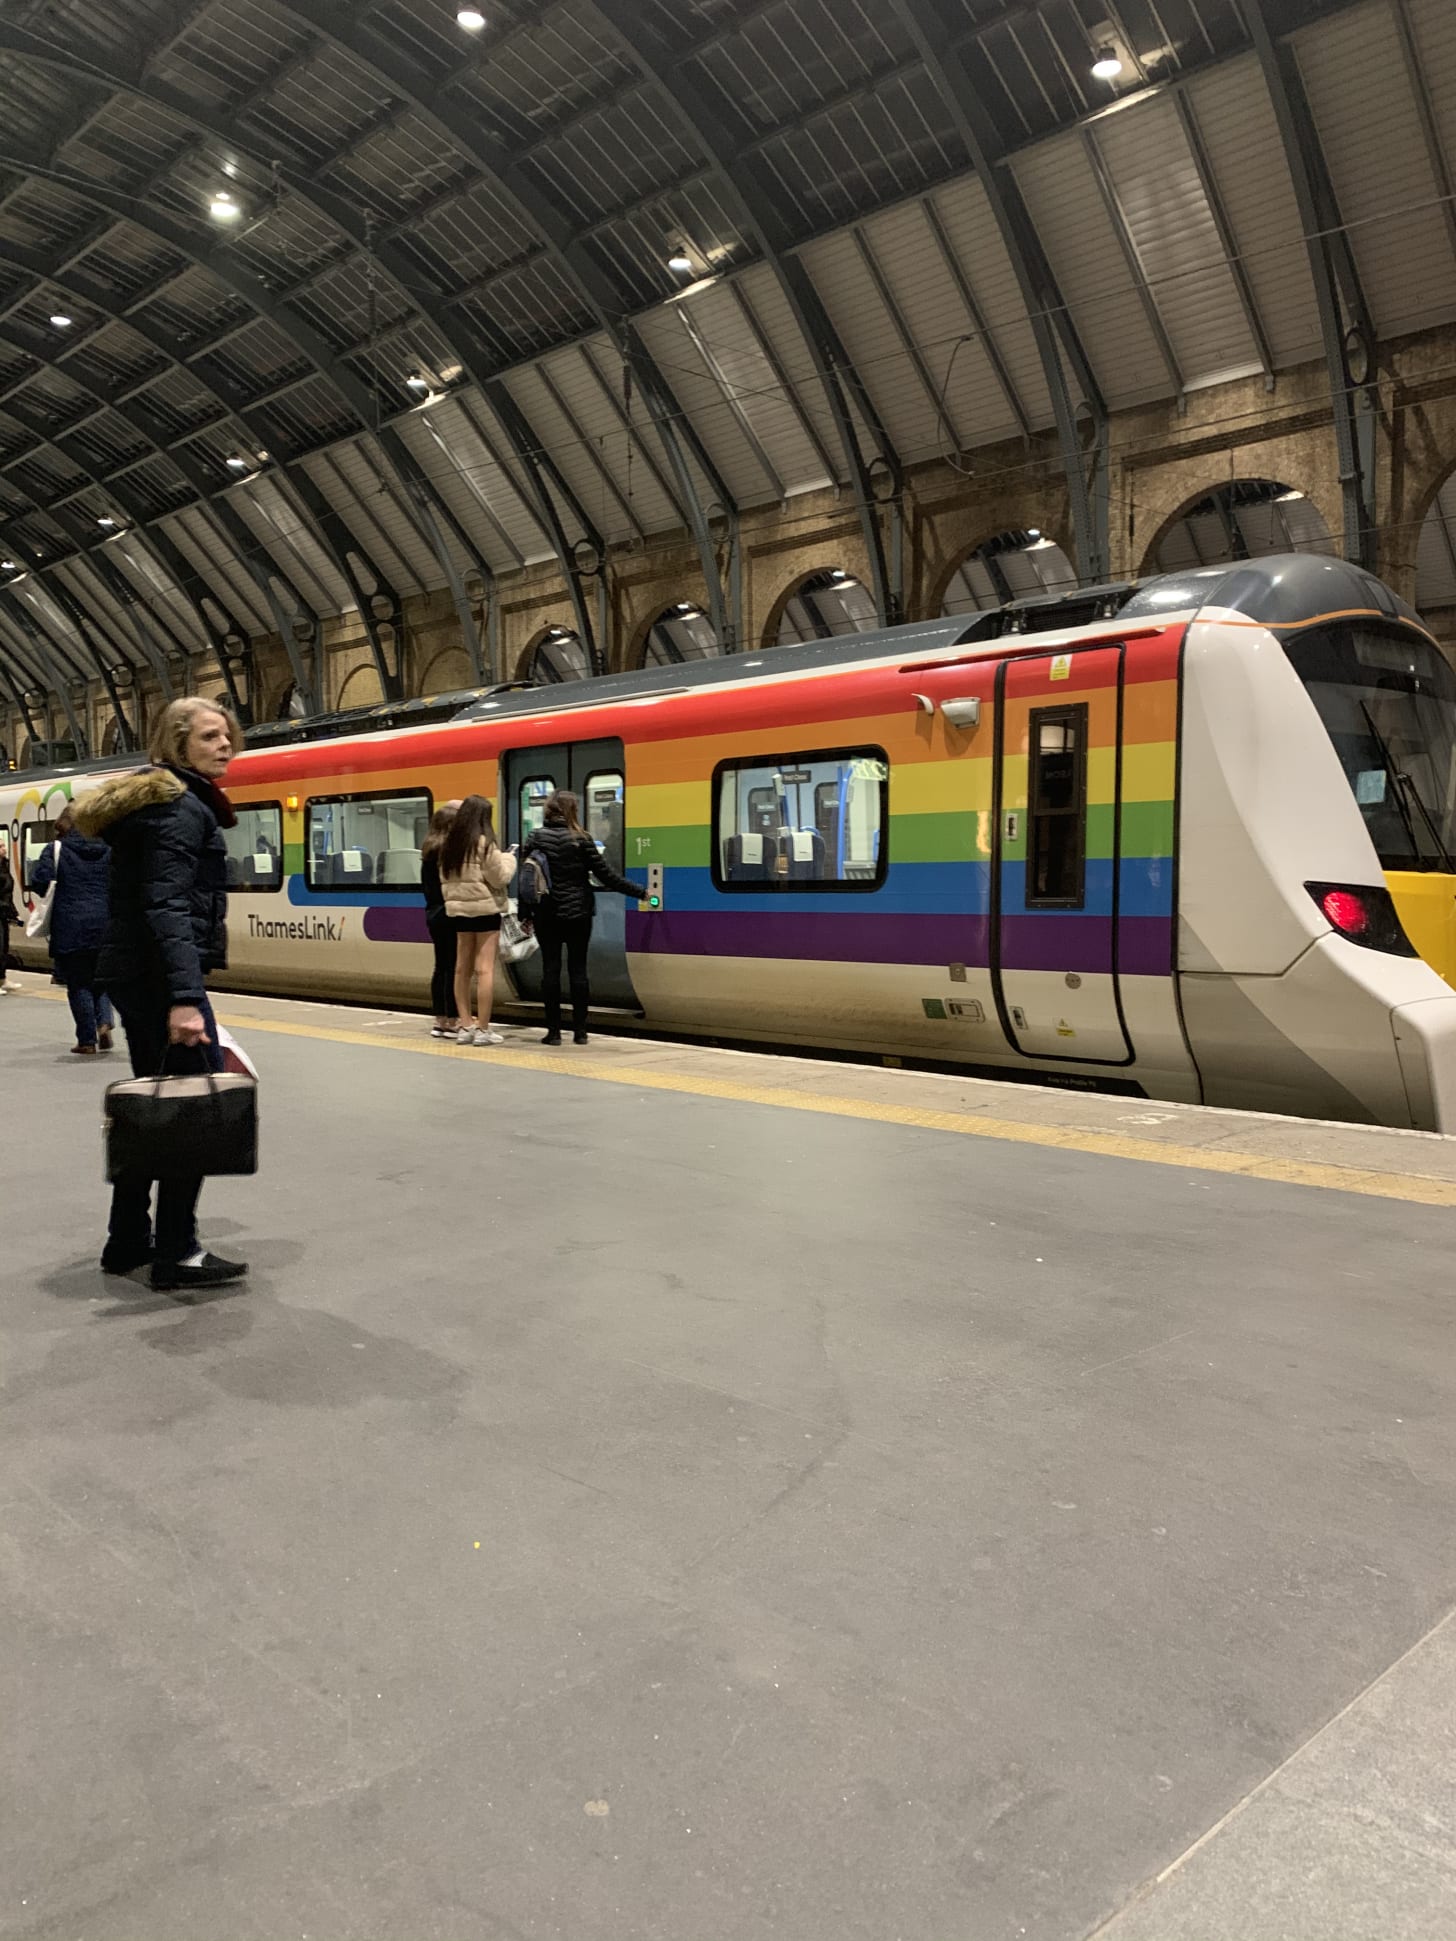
[
  {"left": 75, "top": 697, "right": 247, "bottom": 1295},
  {"left": 522, "top": 790, "right": 647, "bottom": 1045},
  {"left": 28, "top": 801, "right": 117, "bottom": 1054}
]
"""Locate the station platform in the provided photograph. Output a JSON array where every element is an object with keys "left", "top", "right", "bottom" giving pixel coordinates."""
[{"left": 3, "top": 977, "right": 1455, "bottom": 1941}]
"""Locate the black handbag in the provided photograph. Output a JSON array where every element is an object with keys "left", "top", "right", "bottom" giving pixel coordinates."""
[{"left": 104, "top": 1060, "right": 258, "bottom": 1182}]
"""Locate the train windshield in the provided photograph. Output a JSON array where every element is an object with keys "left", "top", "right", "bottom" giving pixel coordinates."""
[{"left": 1283, "top": 621, "right": 1456, "bottom": 872}]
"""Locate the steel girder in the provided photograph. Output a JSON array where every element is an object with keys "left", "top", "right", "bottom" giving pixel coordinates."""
[
  {"left": 583, "top": 0, "right": 905, "bottom": 627},
  {"left": 1246, "top": 0, "right": 1378, "bottom": 571},
  {"left": 888, "top": 0, "right": 1110, "bottom": 584}
]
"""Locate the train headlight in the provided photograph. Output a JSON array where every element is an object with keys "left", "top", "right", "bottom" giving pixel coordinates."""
[{"left": 1307, "top": 881, "right": 1417, "bottom": 955}]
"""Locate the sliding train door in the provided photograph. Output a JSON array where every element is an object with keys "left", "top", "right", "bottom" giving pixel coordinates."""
[
  {"left": 991, "top": 646, "right": 1133, "bottom": 1063},
  {"left": 501, "top": 736, "right": 638, "bottom": 1009}
]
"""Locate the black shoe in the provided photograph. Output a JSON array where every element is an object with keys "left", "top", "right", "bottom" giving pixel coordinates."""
[
  {"left": 101, "top": 1245, "right": 155, "bottom": 1277},
  {"left": 151, "top": 1252, "right": 248, "bottom": 1294},
  {"left": 541, "top": 1032, "right": 562, "bottom": 1045},
  {"left": 573, "top": 1031, "right": 589, "bottom": 1045}
]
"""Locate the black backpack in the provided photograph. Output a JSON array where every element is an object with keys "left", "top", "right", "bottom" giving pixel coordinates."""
[{"left": 517, "top": 845, "right": 552, "bottom": 915}]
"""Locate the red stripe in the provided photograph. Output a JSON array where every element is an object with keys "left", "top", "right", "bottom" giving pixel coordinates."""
[{"left": 226, "top": 622, "right": 1185, "bottom": 790}]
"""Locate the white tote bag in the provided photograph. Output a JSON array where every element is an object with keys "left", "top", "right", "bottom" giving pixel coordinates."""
[{"left": 24, "top": 842, "right": 59, "bottom": 941}]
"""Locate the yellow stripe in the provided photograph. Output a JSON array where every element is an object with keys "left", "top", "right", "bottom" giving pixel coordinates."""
[{"left": 18, "top": 983, "right": 1441, "bottom": 1206}]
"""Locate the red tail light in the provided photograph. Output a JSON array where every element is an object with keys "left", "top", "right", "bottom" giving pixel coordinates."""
[{"left": 1305, "top": 881, "right": 1417, "bottom": 955}]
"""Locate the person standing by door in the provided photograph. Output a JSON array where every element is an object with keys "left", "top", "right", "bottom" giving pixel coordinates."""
[
  {"left": 522, "top": 790, "right": 647, "bottom": 1045},
  {"left": 420, "top": 799, "right": 460, "bottom": 1038},
  {"left": 28, "top": 801, "right": 116, "bottom": 1054},
  {"left": 0, "top": 841, "right": 17, "bottom": 993},
  {"left": 439, "top": 794, "right": 516, "bottom": 1047},
  {"left": 75, "top": 696, "right": 248, "bottom": 1294}
]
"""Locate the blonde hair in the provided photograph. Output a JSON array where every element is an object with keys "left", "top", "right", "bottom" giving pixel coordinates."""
[{"left": 147, "top": 697, "right": 243, "bottom": 769}]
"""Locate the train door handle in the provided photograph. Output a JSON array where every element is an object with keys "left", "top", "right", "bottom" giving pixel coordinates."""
[{"left": 1004, "top": 811, "right": 1020, "bottom": 843}]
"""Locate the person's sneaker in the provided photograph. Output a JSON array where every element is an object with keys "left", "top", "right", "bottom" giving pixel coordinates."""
[
  {"left": 151, "top": 1252, "right": 248, "bottom": 1294},
  {"left": 454, "top": 1025, "right": 475, "bottom": 1044},
  {"left": 472, "top": 1029, "right": 504, "bottom": 1046},
  {"left": 101, "top": 1245, "right": 155, "bottom": 1277},
  {"left": 98, "top": 1026, "right": 114, "bottom": 1051},
  {"left": 430, "top": 1025, "right": 452, "bottom": 1038},
  {"left": 573, "top": 1031, "right": 589, "bottom": 1045},
  {"left": 541, "top": 1032, "right": 562, "bottom": 1046},
  {"left": 71, "top": 1043, "right": 98, "bottom": 1056}
]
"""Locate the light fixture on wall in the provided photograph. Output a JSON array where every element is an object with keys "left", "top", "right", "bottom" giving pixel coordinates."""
[{"left": 1091, "top": 47, "right": 1123, "bottom": 78}]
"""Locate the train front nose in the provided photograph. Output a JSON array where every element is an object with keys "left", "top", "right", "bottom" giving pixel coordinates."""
[{"left": 1392, "top": 990, "right": 1456, "bottom": 1132}]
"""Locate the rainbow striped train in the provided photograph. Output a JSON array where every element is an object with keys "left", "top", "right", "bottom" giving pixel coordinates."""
[{"left": 7, "top": 555, "right": 1456, "bottom": 1131}]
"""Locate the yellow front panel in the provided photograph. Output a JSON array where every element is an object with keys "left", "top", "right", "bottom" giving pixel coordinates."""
[{"left": 1387, "top": 871, "right": 1456, "bottom": 987}]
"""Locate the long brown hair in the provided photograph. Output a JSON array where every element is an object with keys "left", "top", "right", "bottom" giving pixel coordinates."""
[
  {"left": 421, "top": 800, "right": 456, "bottom": 861},
  {"left": 439, "top": 793, "right": 498, "bottom": 877},
  {"left": 542, "top": 789, "right": 588, "bottom": 838}
]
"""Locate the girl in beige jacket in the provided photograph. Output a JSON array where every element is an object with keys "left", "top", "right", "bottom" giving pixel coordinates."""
[{"left": 438, "top": 794, "right": 518, "bottom": 1046}]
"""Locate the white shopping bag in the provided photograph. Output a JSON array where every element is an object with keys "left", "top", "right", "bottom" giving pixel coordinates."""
[{"left": 215, "top": 1023, "right": 259, "bottom": 1080}]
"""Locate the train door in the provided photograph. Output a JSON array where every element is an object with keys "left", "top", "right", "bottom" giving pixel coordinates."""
[
  {"left": 991, "top": 646, "right": 1133, "bottom": 1063},
  {"left": 501, "top": 736, "right": 639, "bottom": 1009}
]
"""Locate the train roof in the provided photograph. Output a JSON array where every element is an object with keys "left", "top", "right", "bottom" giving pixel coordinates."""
[{"left": 2, "top": 556, "right": 1426, "bottom": 791}]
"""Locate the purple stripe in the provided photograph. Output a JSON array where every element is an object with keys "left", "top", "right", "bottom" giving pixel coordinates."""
[
  {"left": 628, "top": 911, "right": 990, "bottom": 965},
  {"left": 628, "top": 909, "right": 1174, "bottom": 975},
  {"left": 363, "top": 906, "right": 431, "bottom": 944}
]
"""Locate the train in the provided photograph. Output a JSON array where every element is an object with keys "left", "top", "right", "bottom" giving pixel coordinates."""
[{"left": 6, "top": 554, "right": 1456, "bottom": 1132}]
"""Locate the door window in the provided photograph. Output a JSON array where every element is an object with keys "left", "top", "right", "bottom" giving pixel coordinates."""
[
  {"left": 519, "top": 777, "right": 555, "bottom": 841},
  {"left": 583, "top": 771, "right": 625, "bottom": 871},
  {"left": 1026, "top": 705, "right": 1087, "bottom": 908}
]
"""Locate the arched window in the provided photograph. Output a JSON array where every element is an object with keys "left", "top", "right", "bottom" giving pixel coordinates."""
[
  {"left": 941, "top": 530, "right": 1076, "bottom": 614},
  {"left": 774, "top": 569, "right": 878, "bottom": 646},
  {"left": 527, "top": 627, "right": 590, "bottom": 684},
  {"left": 643, "top": 603, "right": 721, "bottom": 666},
  {"left": 1150, "top": 480, "right": 1333, "bottom": 575}
]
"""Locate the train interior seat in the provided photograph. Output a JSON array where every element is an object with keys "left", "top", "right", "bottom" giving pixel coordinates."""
[
  {"left": 723, "top": 830, "right": 773, "bottom": 882},
  {"left": 377, "top": 847, "right": 420, "bottom": 888},
  {"left": 781, "top": 827, "right": 825, "bottom": 881}
]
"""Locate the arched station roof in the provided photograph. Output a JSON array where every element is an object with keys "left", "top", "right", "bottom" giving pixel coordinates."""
[{"left": 0, "top": 0, "right": 1452, "bottom": 726}]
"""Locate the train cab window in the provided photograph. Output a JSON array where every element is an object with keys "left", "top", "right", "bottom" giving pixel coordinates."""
[
  {"left": 222, "top": 804, "right": 283, "bottom": 893},
  {"left": 1026, "top": 706, "right": 1087, "bottom": 908},
  {"left": 713, "top": 747, "right": 889, "bottom": 891},
  {"left": 306, "top": 789, "right": 431, "bottom": 891},
  {"left": 519, "top": 777, "right": 553, "bottom": 842},
  {"left": 21, "top": 819, "right": 58, "bottom": 891},
  {"left": 584, "top": 771, "right": 625, "bottom": 873}
]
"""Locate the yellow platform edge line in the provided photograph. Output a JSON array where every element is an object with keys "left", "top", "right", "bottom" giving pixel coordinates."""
[{"left": 12, "top": 985, "right": 1453, "bottom": 1206}]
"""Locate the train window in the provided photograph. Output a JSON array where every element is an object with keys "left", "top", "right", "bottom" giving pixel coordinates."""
[
  {"left": 584, "top": 771, "right": 625, "bottom": 873},
  {"left": 1026, "top": 706, "right": 1087, "bottom": 908},
  {"left": 713, "top": 746, "right": 889, "bottom": 891},
  {"left": 222, "top": 803, "right": 283, "bottom": 894},
  {"left": 519, "top": 777, "right": 554, "bottom": 841},
  {"left": 306, "top": 789, "right": 431, "bottom": 892},
  {"left": 21, "top": 819, "right": 58, "bottom": 890}
]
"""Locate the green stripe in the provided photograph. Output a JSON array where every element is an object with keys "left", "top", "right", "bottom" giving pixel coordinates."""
[{"left": 625, "top": 825, "right": 710, "bottom": 868}]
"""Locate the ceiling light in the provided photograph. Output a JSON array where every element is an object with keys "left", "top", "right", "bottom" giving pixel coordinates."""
[
  {"left": 222, "top": 161, "right": 239, "bottom": 179},
  {"left": 667, "top": 248, "right": 694, "bottom": 273},
  {"left": 1091, "top": 47, "right": 1123, "bottom": 79},
  {"left": 226, "top": 455, "right": 250, "bottom": 472},
  {"left": 675, "top": 601, "right": 695, "bottom": 611},
  {"left": 1275, "top": 488, "right": 1305, "bottom": 502},
  {"left": 830, "top": 568, "right": 849, "bottom": 582},
  {"left": 1026, "top": 527, "right": 1041, "bottom": 539},
  {"left": 458, "top": 7, "right": 486, "bottom": 29},
  {"left": 210, "top": 190, "right": 241, "bottom": 222},
  {"left": 97, "top": 516, "right": 117, "bottom": 529},
  {"left": 1, "top": 561, "right": 14, "bottom": 571},
  {"left": 405, "top": 373, "right": 431, "bottom": 396},
  {"left": 49, "top": 313, "right": 73, "bottom": 329}
]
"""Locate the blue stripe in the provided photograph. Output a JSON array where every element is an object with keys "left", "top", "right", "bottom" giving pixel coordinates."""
[
  {"left": 287, "top": 875, "right": 420, "bottom": 909},
  {"left": 659, "top": 859, "right": 1172, "bottom": 920},
  {"left": 1001, "top": 860, "right": 1171, "bottom": 920}
]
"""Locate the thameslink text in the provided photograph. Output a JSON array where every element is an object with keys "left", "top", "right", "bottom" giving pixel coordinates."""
[{"left": 247, "top": 913, "right": 346, "bottom": 941}]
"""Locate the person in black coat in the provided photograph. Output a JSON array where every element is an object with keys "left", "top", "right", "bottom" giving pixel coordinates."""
[
  {"left": 28, "top": 802, "right": 116, "bottom": 1054},
  {"left": 420, "top": 799, "right": 459, "bottom": 1037},
  {"left": 0, "top": 843, "right": 16, "bottom": 992},
  {"left": 522, "top": 789, "right": 647, "bottom": 1045},
  {"left": 75, "top": 697, "right": 247, "bottom": 1295}
]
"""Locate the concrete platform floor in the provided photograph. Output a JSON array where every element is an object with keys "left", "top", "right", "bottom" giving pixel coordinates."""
[{"left": 2, "top": 980, "right": 1455, "bottom": 1941}]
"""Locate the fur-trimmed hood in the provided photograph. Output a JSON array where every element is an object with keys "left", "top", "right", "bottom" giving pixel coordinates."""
[{"left": 73, "top": 765, "right": 185, "bottom": 837}]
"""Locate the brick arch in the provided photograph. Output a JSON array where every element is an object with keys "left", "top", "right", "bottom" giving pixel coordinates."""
[
  {"left": 417, "top": 645, "right": 472, "bottom": 696},
  {"left": 336, "top": 663, "right": 384, "bottom": 712},
  {"left": 517, "top": 625, "right": 590, "bottom": 684},
  {"left": 928, "top": 530, "right": 1078, "bottom": 617},
  {"left": 1135, "top": 477, "right": 1335, "bottom": 580},
  {"left": 760, "top": 565, "right": 867, "bottom": 649}
]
